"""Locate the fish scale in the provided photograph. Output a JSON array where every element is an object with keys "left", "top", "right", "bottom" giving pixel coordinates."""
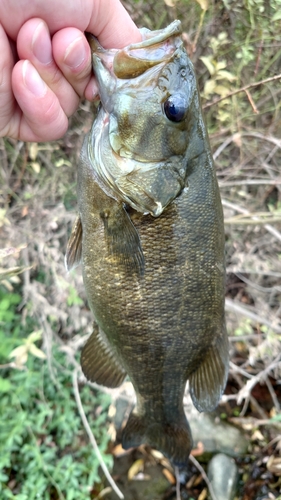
[{"left": 66, "top": 20, "right": 229, "bottom": 466}]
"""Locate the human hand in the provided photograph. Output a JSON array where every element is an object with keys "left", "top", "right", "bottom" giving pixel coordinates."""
[{"left": 0, "top": 0, "right": 141, "bottom": 141}]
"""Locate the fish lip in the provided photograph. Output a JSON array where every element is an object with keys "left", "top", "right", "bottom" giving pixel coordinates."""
[
  {"left": 88, "top": 19, "right": 183, "bottom": 82},
  {"left": 122, "top": 19, "right": 182, "bottom": 50}
]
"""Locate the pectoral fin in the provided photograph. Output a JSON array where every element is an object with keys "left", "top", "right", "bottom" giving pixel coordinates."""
[
  {"left": 81, "top": 324, "right": 126, "bottom": 388},
  {"left": 65, "top": 216, "right": 82, "bottom": 271},
  {"left": 189, "top": 331, "right": 229, "bottom": 412},
  {"left": 100, "top": 204, "right": 144, "bottom": 276}
]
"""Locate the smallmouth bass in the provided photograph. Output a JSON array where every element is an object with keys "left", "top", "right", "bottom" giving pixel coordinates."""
[{"left": 66, "top": 20, "right": 229, "bottom": 466}]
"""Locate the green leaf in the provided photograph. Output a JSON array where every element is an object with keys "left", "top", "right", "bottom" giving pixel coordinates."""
[
  {"left": 272, "top": 10, "right": 281, "bottom": 21},
  {"left": 0, "top": 377, "right": 12, "bottom": 392}
]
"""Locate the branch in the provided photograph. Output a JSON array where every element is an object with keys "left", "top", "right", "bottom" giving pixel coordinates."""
[
  {"left": 225, "top": 297, "right": 281, "bottom": 334},
  {"left": 203, "top": 73, "right": 281, "bottom": 109},
  {"left": 189, "top": 455, "right": 219, "bottom": 500},
  {"left": 72, "top": 369, "right": 124, "bottom": 500}
]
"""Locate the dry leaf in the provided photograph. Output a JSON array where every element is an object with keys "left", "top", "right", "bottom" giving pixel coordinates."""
[
  {"left": 251, "top": 429, "right": 265, "bottom": 442},
  {"left": 107, "top": 422, "right": 116, "bottom": 442},
  {"left": 128, "top": 458, "right": 144, "bottom": 480},
  {"left": 200, "top": 56, "right": 215, "bottom": 75},
  {"left": 164, "top": 0, "right": 177, "bottom": 6},
  {"left": 232, "top": 133, "right": 242, "bottom": 148},
  {"left": 267, "top": 456, "right": 281, "bottom": 476},
  {"left": 31, "top": 162, "right": 41, "bottom": 174},
  {"left": 162, "top": 468, "right": 176, "bottom": 484},
  {"left": 9, "top": 345, "right": 28, "bottom": 367},
  {"left": 28, "top": 142, "right": 38, "bottom": 161},
  {"left": 21, "top": 206, "right": 29, "bottom": 217},
  {"left": 195, "top": 0, "right": 209, "bottom": 10},
  {"left": 150, "top": 449, "right": 165, "bottom": 461},
  {"left": 0, "top": 265, "right": 32, "bottom": 281},
  {"left": 112, "top": 443, "right": 130, "bottom": 457},
  {"left": 132, "top": 472, "right": 150, "bottom": 481},
  {"left": 191, "top": 441, "right": 204, "bottom": 456},
  {"left": 198, "top": 488, "right": 207, "bottom": 500},
  {"left": 96, "top": 487, "right": 112, "bottom": 499},
  {"left": 29, "top": 344, "right": 47, "bottom": 360},
  {"left": 108, "top": 404, "right": 116, "bottom": 418}
]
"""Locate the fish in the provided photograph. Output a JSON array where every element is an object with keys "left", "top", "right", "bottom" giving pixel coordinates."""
[{"left": 66, "top": 20, "right": 229, "bottom": 467}]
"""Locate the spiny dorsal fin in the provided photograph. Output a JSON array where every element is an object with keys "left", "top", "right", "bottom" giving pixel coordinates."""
[
  {"left": 189, "top": 330, "right": 229, "bottom": 412},
  {"left": 81, "top": 324, "right": 127, "bottom": 388},
  {"left": 65, "top": 216, "right": 82, "bottom": 271},
  {"left": 100, "top": 204, "right": 145, "bottom": 276}
]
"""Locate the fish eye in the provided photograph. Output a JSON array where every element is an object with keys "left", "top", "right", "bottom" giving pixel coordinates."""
[{"left": 164, "top": 95, "right": 188, "bottom": 122}]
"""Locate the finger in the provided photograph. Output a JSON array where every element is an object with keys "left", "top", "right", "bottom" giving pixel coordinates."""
[
  {"left": 1, "top": 0, "right": 141, "bottom": 48},
  {"left": 17, "top": 18, "right": 80, "bottom": 117},
  {"left": 88, "top": 0, "right": 142, "bottom": 49},
  {"left": 11, "top": 60, "right": 68, "bottom": 141},
  {"left": 0, "top": 23, "right": 18, "bottom": 137},
  {"left": 52, "top": 28, "right": 96, "bottom": 100}
]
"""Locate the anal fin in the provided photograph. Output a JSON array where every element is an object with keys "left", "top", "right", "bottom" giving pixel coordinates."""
[
  {"left": 81, "top": 324, "right": 126, "bottom": 388},
  {"left": 189, "top": 331, "right": 229, "bottom": 412},
  {"left": 65, "top": 216, "right": 82, "bottom": 271}
]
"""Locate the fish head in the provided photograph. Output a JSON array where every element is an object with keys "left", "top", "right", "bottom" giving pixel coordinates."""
[{"left": 87, "top": 21, "right": 206, "bottom": 216}]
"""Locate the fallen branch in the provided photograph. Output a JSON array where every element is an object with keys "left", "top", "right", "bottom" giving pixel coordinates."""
[
  {"left": 225, "top": 297, "right": 281, "bottom": 334},
  {"left": 72, "top": 369, "right": 124, "bottom": 500},
  {"left": 203, "top": 73, "right": 281, "bottom": 109},
  {"left": 236, "top": 354, "right": 281, "bottom": 406},
  {"left": 222, "top": 199, "right": 281, "bottom": 243},
  {"left": 189, "top": 455, "right": 218, "bottom": 500}
]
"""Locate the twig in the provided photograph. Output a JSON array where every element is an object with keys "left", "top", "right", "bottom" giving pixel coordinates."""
[
  {"left": 224, "top": 215, "right": 281, "bottom": 225},
  {"left": 228, "top": 334, "right": 266, "bottom": 342},
  {"left": 264, "top": 375, "right": 281, "bottom": 412},
  {"left": 222, "top": 199, "right": 281, "bottom": 243},
  {"left": 188, "top": 455, "right": 218, "bottom": 500},
  {"left": 245, "top": 89, "right": 259, "bottom": 114},
  {"left": 225, "top": 298, "right": 281, "bottom": 334},
  {"left": 219, "top": 179, "right": 281, "bottom": 187},
  {"left": 231, "top": 372, "right": 268, "bottom": 419},
  {"left": 174, "top": 466, "right": 182, "bottom": 500},
  {"left": 236, "top": 354, "right": 281, "bottom": 405},
  {"left": 226, "top": 268, "right": 281, "bottom": 278},
  {"left": 203, "top": 73, "right": 281, "bottom": 109},
  {"left": 72, "top": 369, "right": 124, "bottom": 500},
  {"left": 229, "top": 361, "right": 253, "bottom": 379}
]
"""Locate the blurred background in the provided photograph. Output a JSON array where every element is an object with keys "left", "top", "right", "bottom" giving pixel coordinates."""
[{"left": 0, "top": 1, "right": 280, "bottom": 499}]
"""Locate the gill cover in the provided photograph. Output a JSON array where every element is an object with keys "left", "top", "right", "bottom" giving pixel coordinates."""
[{"left": 86, "top": 21, "right": 198, "bottom": 216}]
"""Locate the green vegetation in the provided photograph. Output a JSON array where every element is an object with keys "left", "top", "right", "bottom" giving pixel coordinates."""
[{"left": 0, "top": 287, "right": 112, "bottom": 500}]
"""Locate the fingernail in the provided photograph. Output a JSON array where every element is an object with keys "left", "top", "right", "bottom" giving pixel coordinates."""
[
  {"left": 64, "top": 37, "right": 86, "bottom": 68},
  {"left": 22, "top": 60, "right": 47, "bottom": 97},
  {"left": 32, "top": 21, "right": 52, "bottom": 64}
]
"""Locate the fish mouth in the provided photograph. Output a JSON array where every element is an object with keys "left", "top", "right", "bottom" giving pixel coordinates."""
[{"left": 87, "top": 20, "right": 182, "bottom": 81}]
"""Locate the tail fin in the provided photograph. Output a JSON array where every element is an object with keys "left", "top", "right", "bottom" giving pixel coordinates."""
[{"left": 122, "top": 412, "right": 193, "bottom": 467}]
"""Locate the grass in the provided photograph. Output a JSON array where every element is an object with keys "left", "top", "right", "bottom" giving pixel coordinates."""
[{"left": 0, "top": 286, "right": 112, "bottom": 500}]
